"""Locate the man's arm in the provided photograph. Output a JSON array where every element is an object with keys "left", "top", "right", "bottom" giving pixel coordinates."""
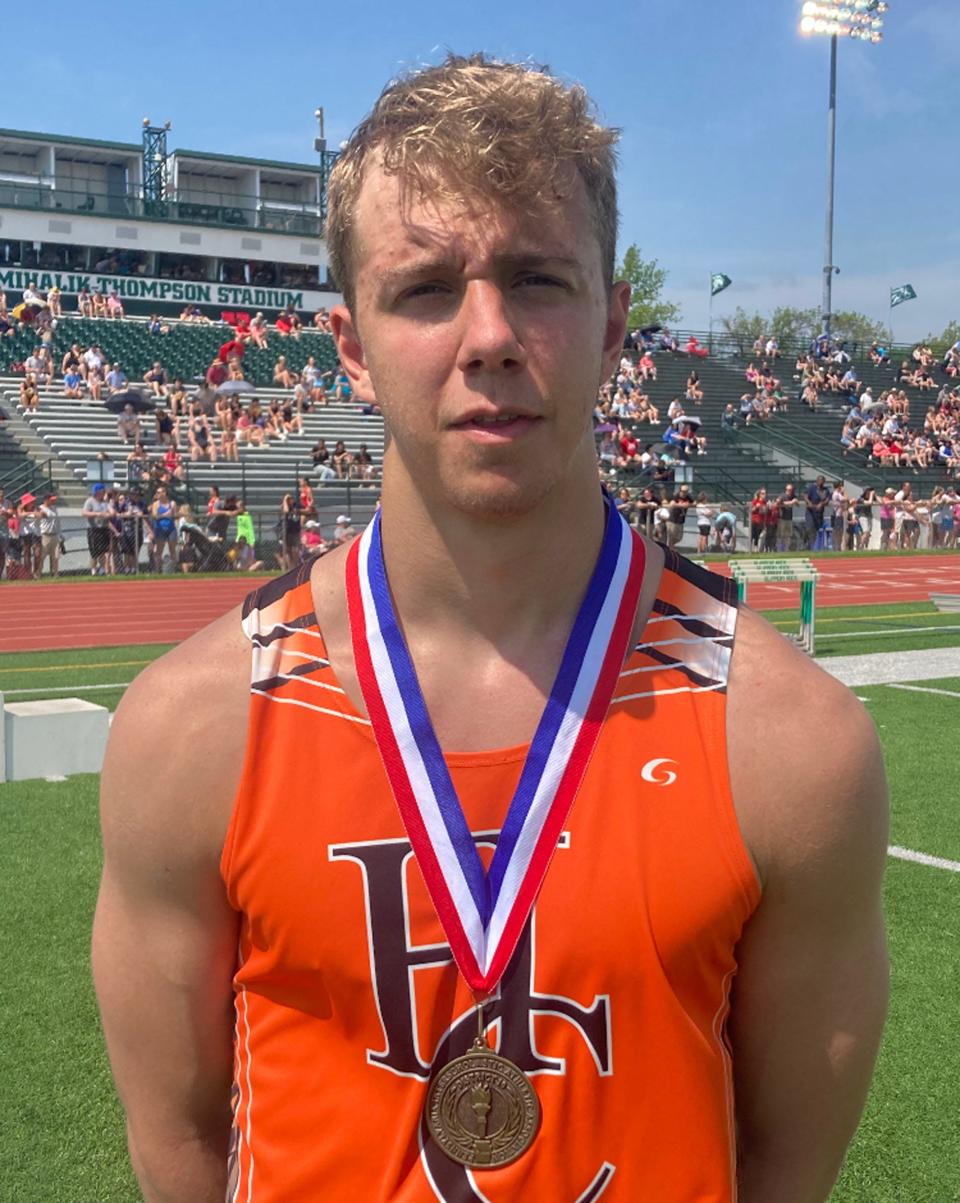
[
  {"left": 92, "top": 608, "right": 249, "bottom": 1203},
  {"left": 727, "top": 609, "right": 889, "bottom": 1202}
]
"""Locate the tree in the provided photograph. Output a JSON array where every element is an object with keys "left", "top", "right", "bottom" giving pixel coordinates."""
[
  {"left": 615, "top": 245, "right": 681, "bottom": 331},
  {"left": 923, "top": 320, "right": 960, "bottom": 356},
  {"left": 829, "top": 311, "right": 888, "bottom": 352},
  {"left": 719, "top": 307, "right": 766, "bottom": 356},
  {"left": 769, "top": 306, "right": 819, "bottom": 349}
]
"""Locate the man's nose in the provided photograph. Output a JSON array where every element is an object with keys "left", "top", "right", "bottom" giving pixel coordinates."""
[{"left": 456, "top": 281, "right": 526, "bottom": 374}]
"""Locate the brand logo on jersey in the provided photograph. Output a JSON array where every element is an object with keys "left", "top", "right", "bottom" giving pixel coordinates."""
[
  {"left": 330, "top": 830, "right": 614, "bottom": 1199},
  {"left": 640, "top": 757, "right": 678, "bottom": 786}
]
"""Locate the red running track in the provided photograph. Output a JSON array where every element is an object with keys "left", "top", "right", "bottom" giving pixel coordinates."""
[{"left": 0, "top": 555, "right": 958, "bottom": 652}]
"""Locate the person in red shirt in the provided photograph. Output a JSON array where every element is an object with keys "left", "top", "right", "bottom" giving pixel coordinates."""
[
  {"left": 750, "top": 488, "right": 768, "bottom": 551},
  {"left": 205, "top": 358, "right": 227, "bottom": 390}
]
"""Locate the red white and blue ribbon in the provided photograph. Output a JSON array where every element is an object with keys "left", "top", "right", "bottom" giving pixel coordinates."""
[{"left": 346, "top": 495, "right": 645, "bottom": 994}]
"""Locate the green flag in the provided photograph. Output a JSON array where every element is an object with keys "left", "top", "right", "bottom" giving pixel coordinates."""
[
  {"left": 890, "top": 283, "right": 917, "bottom": 308},
  {"left": 711, "top": 273, "right": 732, "bottom": 297}
]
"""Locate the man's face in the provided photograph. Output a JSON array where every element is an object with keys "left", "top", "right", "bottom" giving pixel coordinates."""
[{"left": 332, "top": 163, "right": 629, "bottom": 518}]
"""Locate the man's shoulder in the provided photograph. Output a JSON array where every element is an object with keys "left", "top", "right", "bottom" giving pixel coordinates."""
[
  {"left": 108, "top": 604, "right": 251, "bottom": 806},
  {"left": 728, "top": 607, "right": 886, "bottom": 886}
]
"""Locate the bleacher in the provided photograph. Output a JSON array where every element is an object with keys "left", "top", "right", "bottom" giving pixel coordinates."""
[
  {"left": 610, "top": 344, "right": 956, "bottom": 501},
  {"left": 0, "top": 313, "right": 381, "bottom": 513},
  {"left": 0, "top": 378, "right": 384, "bottom": 512},
  {"left": 0, "top": 313, "right": 339, "bottom": 387}
]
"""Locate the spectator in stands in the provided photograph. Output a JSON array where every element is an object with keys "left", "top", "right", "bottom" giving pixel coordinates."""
[
  {"left": 117, "top": 404, "right": 141, "bottom": 446},
  {"left": 61, "top": 343, "right": 82, "bottom": 377},
  {"left": 856, "top": 485, "right": 877, "bottom": 550},
  {"left": 162, "top": 444, "right": 186, "bottom": 483},
  {"left": 219, "top": 406, "right": 239, "bottom": 462},
  {"left": 276, "top": 493, "right": 301, "bottom": 571},
  {"left": 154, "top": 405, "right": 177, "bottom": 449},
  {"left": 82, "top": 483, "right": 112, "bottom": 574},
  {"left": 868, "top": 341, "right": 890, "bottom": 368},
  {"left": 205, "top": 357, "right": 228, "bottom": 391},
  {"left": 248, "top": 312, "right": 269, "bottom": 349},
  {"left": 635, "top": 392, "right": 660, "bottom": 423},
  {"left": 106, "top": 289, "right": 125, "bottom": 319},
  {"left": 311, "top": 438, "right": 335, "bottom": 479},
  {"left": 830, "top": 482, "right": 847, "bottom": 549},
  {"left": 20, "top": 378, "right": 39, "bottom": 412},
  {"left": 942, "top": 485, "right": 959, "bottom": 549},
  {"left": 150, "top": 486, "right": 178, "bottom": 572},
  {"left": 187, "top": 405, "right": 218, "bottom": 463},
  {"left": 273, "top": 355, "right": 296, "bottom": 390},
  {"left": 24, "top": 347, "right": 50, "bottom": 386},
  {"left": 333, "top": 514, "right": 357, "bottom": 545},
  {"left": 804, "top": 475, "right": 828, "bottom": 549},
  {"left": 637, "top": 351, "right": 657, "bottom": 382},
  {"left": 896, "top": 482, "right": 919, "bottom": 549},
  {"left": 776, "top": 483, "right": 801, "bottom": 550},
  {"left": 685, "top": 370, "right": 704, "bottom": 405},
  {"left": 332, "top": 439, "right": 353, "bottom": 480},
  {"left": 878, "top": 488, "right": 896, "bottom": 550},
  {"left": 145, "top": 362, "right": 170, "bottom": 399},
  {"left": 18, "top": 494, "right": 41, "bottom": 578},
  {"left": 313, "top": 307, "right": 332, "bottom": 332},
  {"left": 720, "top": 402, "right": 738, "bottom": 436},
  {"left": 333, "top": 367, "right": 352, "bottom": 402},
  {"left": 87, "top": 360, "right": 104, "bottom": 402},
  {"left": 236, "top": 406, "right": 264, "bottom": 447},
  {"left": 127, "top": 442, "right": 150, "bottom": 484},
  {"left": 694, "top": 492, "right": 716, "bottom": 553},
  {"left": 37, "top": 493, "right": 61, "bottom": 577},
  {"left": 106, "top": 363, "right": 127, "bottom": 394},
  {"left": 765, "top": 336, "right": 781, "bottom": 360},
  {"left": 353, "top": 443, "right": 377, "bottom": 483},
  {"left": 750, "top": 489, "right": 769, "bottom": 552}
]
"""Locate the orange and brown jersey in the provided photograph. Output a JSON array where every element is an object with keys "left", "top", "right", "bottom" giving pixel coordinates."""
[{"left": 222, "top": 550, "right": 759, "bottom": 1201}]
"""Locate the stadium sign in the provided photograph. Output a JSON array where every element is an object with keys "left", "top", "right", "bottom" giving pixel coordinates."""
[{"left": 0, "top": 268, "right": 327, "bottom": 313}]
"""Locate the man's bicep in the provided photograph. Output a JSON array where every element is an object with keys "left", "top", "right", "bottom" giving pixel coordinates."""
[{"left": 729, "top": 701, "right": 889, "bottom": 1200}]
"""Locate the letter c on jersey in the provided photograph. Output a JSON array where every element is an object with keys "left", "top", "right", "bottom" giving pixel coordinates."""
[{"left": 640, "top": 758, "right": 678, "bottom": 787}]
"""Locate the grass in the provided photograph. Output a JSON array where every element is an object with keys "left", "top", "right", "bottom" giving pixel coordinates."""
[{"left": 2, "top": 623, "right": 959, "bottom": 1200}]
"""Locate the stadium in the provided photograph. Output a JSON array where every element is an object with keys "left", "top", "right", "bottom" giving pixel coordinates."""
[{"left": 1, "top": 7, "right": 959, "bottom": 1203}]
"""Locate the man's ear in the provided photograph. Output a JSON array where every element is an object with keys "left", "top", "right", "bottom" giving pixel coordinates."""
[
  {"left": 330, "top": 305, "right": 376, "bottom": 402},
  {"left": 601, "top": 281, "right": 631, "bottom": 381}
]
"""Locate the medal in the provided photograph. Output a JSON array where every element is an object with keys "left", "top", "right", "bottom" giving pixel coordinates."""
[
  {"left": 426, "top": 1005, "right": 540, "bottom": 1167},
  {"left": 346, "top": 494, "right": 644, "bottom": 1167}
]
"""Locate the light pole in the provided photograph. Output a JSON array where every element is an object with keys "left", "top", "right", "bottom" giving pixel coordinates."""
[{"left": 799, "top": 1, "right": 887, "bottom": 342}]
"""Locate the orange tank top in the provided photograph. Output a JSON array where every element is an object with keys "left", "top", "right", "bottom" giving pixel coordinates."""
[{"left": 222, "top": 549, "right": 760, "bottom": 1202}]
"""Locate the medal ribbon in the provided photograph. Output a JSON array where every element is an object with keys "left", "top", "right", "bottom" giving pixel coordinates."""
[{"left": 346, "top": 495, "right": 645, "bottom": 993}]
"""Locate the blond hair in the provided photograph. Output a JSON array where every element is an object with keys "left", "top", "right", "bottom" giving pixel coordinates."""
[{"left": 326, "top": 53, "right": 619, "bottom": 311}]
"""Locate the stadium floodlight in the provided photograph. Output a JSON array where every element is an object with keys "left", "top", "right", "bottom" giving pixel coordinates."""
[{"left": 799, "top": 0, "right": 889, "bottom": 339}]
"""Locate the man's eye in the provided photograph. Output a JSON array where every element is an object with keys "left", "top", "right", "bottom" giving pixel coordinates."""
[
  {"left": 516, "top": 274, "right": 564, "bottom": 288},
  {"left": 402, "top": 282, "right": 448, "bottom": 299}
]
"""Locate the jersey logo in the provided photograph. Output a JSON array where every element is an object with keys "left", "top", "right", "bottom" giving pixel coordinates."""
[
  {"left": 640, "top": 757, "right": 678, "bottom": 786},
  {"left": 330, "top": 830, "right": 613, "bottom": 1200}
]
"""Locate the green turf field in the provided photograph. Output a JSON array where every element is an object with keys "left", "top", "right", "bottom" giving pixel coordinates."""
[
  {"left": 1, "top": 603, "right": 959, "bottom": 712},
  {"left": 2, "top": 616, "right": 959, "bottom": 1200}
]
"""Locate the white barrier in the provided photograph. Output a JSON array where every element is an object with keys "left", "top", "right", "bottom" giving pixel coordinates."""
[{"left": 2, "top": 696, "right": 109, "bottom": 782}]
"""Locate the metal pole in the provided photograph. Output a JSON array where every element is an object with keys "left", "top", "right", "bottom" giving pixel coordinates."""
[{"left": 822, "top": 33, "right": 838, "bottom": 341}]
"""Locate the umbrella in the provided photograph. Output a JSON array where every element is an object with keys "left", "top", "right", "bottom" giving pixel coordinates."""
[
  {"left": 216, "top": 379, "right": 256, "bottom": 396},
  {"left": 12, "top": 301, "right": 45, "bottom": 323},
  {"left": 594, "top": 422, "right": 617, "bottom": 434},
  {"left": 639, "top": 324, "right": 662, "bottom": 337},
  {"left": 105, "top": 389, "right": 154, "bottom": 414},
  {"left": 671, "top": 414, "right": 702, "bottom": 429}
]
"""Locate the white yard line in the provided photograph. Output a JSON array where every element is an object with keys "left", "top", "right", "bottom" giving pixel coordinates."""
[
  {"left": 818, "top": 646, "right": 960, "bottom": 687},
  {"left": 888, "top": 846, "right": 960, "bottom": 874},
  {"left": 887, "top": 683, "right": 960, "bottom": 699}
]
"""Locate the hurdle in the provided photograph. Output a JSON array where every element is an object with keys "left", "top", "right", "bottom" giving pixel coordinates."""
[{"left": 729, "top": 558, "right": 819, "bottom": 655}]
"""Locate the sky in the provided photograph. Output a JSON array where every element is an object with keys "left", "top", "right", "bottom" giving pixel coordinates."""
[{"left": 2, "top": 0, "right": 955, "bottom": 341}]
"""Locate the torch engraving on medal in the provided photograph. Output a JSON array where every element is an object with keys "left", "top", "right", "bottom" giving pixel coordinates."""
[{"left": 427, "top": 1045, "right": 541, "bottom": 1168}]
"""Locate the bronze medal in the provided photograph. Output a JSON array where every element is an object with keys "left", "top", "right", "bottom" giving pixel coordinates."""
[{"left": 426, "top": 1037, "right": 540, "bottom": 1169}]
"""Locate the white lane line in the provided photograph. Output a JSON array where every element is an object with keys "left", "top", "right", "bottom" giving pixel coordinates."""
[
  {"left": 817, "top": 624, "right": 960, "bottom": 640},
  {"left": 889, "top": 846, "right": 960, "bottom": 874},
  {"left": 887, "top": 683, "right": 960, "bottom": 699},
  {"left": 2, "top": 682, "right": 133, "bottom": 696}
]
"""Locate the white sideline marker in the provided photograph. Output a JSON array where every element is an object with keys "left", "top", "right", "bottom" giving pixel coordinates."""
[
  {"left": 887, "top": 683, "right": 960, "bottom": 700},
  {"left": 888, "top": 846, "right": 960, "bottom": 874}
]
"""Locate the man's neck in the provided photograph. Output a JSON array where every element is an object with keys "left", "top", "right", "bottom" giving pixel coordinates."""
[{"left": 377, "top": 471, "right": 607, "bottom": 650}]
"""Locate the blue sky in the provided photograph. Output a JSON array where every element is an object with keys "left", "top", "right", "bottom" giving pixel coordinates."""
[{"left": 2, "top": 0, "right": 954, "bottom": 340}]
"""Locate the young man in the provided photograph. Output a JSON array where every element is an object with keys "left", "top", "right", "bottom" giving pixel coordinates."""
[{"left": 94, "top": 54, "right": 888, "bottom": 1203}]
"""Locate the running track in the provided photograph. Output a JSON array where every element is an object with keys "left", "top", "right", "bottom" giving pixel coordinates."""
[{"left": 1, "top": 556, "right": 959, "bottom": 652}]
